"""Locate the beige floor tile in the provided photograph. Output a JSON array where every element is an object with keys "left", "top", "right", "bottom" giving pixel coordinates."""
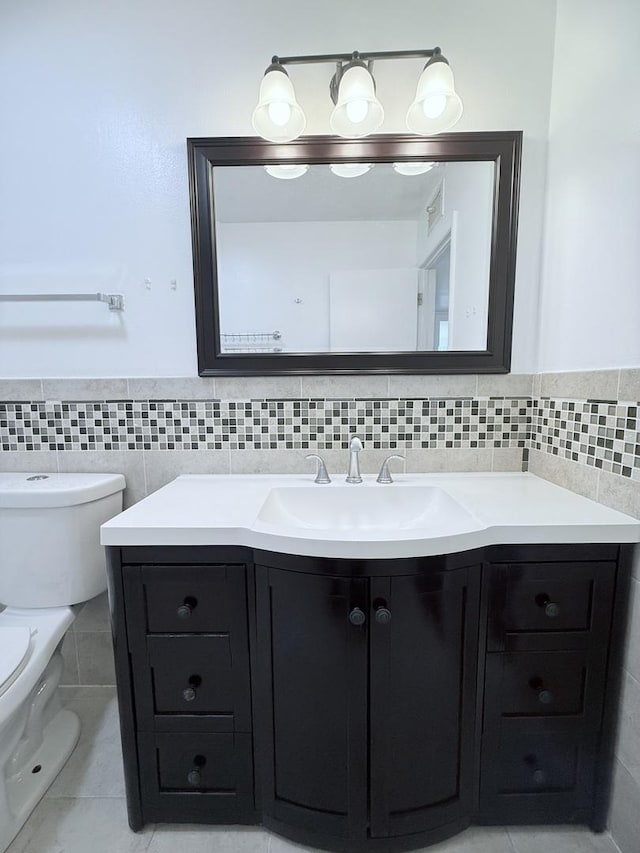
[{"left": 6, "top": 797, "right": 153, "bottom": 853}]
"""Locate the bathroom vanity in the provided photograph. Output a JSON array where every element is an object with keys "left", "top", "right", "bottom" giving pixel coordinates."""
[{"left": 102, "top": 473, "right": 640, "bottom": 852}]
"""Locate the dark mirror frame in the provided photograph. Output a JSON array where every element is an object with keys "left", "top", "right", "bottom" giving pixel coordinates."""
[{"left": 187, "top": 131, "right": 522, "bottom": 376}]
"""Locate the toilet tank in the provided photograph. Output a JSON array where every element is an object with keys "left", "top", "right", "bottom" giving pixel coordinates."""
[{"left": 0, "top": 473, "right": 125, "bottom": 608}]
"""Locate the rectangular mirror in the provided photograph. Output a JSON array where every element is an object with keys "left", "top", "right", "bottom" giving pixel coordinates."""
[{"left": 188, "top": 132, "right": 521, "bottom": 375}]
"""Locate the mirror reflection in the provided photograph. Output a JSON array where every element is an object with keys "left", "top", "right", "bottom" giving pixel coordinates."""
[{"left": 213, "top": 160, "right": 494, "bottom": 354}]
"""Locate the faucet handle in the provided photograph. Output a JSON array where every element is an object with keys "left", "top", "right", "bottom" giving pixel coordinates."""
[
  {"left": 305, "top": 454, "right": 331, "bottom": 484},
  {"left": 376, "top": 454, "right": 405, "bottom": 484}
]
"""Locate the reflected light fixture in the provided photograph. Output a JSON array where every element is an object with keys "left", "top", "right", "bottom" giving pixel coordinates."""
[
  {"left": 264, "top": 164, "right": 309, "bottom": 180},
  {"left": 329, "top": 163, "right": 373, "bottom": 178},
  {"left": 392, "top": 162, "right": 436, "bottom": 176},
  {"left": 252, "top": 49, "right": 462, "bottom": 143}
]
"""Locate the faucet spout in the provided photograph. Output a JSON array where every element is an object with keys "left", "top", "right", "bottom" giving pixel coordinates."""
[{"left": 346, "top": 435, "right": 363, "bottom": 484}]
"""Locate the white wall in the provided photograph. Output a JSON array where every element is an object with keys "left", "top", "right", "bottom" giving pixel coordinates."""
[
  {"left": 538, "top": 4, "right": 640, "bottom": 851},
  {"left": 0, "top": 0, "right": 557, "bottom": 377},
  {"left": 537, "top": 0, "right": 640, "bottom": 371},
  {"left": 217, "top": 220, "right": 417, "bottom": 352}
]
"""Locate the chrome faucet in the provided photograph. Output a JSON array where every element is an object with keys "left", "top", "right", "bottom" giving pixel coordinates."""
[
  {"left": 376, "top": 454, "right": 406, "bottom": 484},
  {"left": 346, "top": 435, "right": 363, "bottom": 484}
]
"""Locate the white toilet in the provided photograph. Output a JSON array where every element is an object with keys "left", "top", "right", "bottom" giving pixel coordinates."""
[{"left": 0, "top": 472, "right": 125, "bottom": 852}]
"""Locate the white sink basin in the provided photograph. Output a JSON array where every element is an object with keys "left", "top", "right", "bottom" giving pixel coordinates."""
[{"left": 255, "top": 485, "right": 479, "bottom": 534}]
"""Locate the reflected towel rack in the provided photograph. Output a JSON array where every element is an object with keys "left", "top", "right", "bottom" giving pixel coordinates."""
[
  {"left": 0, "top": 292, "right": 125, "bottom": 311},
  {"left": 220, "top": 330, "right": 281, "bottom": 342},
  {"left": 220, "top": 330, "right": 283, "bottom": 353}
]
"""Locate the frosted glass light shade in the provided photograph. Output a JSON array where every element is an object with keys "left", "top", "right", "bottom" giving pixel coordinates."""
[
  {"left": 330, "top": 65, "right": 384, "bottom": 138},
  {"left": 406, "top": 59, "right": 463, "bottom": 135},
  {"left": 264, "top": 164, "right": 309, "bottom": 180},
  {"left": 252, "top": 68, "right": 306, "bottom": 143},
  {"left": 329, "top": 163, "right": 373, "bottom": 178},
  {"left": 392, "top": 162, "right": 435, "bottom": 176}
]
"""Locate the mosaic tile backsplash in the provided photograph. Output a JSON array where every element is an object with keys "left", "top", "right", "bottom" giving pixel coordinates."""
[
  {"left": 0, "top": 398, "right": 532, "bottom": 453},
  {"left": 533, "top": 398, "right": 639, "bottom": 480},
  {"left": 1, "top": 393, "right": 638, "bottom": 482}
]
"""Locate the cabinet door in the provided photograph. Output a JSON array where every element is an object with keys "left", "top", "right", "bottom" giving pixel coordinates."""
[
  {"left": 369, "top": 566, "right": 480, "bottom": 838},
  {"left": 255, "top": 567, "right": 368, "bottom": 842}
]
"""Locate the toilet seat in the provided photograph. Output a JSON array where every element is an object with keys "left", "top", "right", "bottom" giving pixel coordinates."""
[
  {"left": 0, "top": 627, "right": 31, "bottom": 698},
  {"left": 0, "top": 607, "right": 73, "bottom": 720}
]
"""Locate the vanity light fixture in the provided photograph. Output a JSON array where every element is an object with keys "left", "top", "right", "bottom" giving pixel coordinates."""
[
  {"left": 252, "top": 48, "right": 463, "bottom": 142},
  {"left": 264, "top": 164, "right": 309, "bottom": 180},
  {"left": 406, "top": 53, "right": 463, "bottom": 134},
  {"left": 329, "top": 58, "right": 384, "bottom": 137},
  {"left": 251, "top": 61, "right": 306, "bottom": 143}
]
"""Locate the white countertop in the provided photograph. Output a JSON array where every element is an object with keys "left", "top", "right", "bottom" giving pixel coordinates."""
[{"left": 100, "top": 472, "right": 640, "bottom": 559}]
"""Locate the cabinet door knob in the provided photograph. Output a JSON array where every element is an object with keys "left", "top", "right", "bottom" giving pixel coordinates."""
[
  {"left": 375, "top": 606, "right": 392, "bottom": 625},
  {"left": 187, "top": 769, "right": 201, "bottom": 787},
  {"left": 532, "top": 769, "right": 546, "bottom": 785},
  {"left": 349, "top": 607, "right": 366, "bottom": 626},
  {"left": 538, "top": 689, "right": 554, "bottom": 705},
  {"left": 183, "top": 686, "right": 197, "bottom": 702},
  {"left": 177, "top": 603, "right": 193, "bottom": 619}
]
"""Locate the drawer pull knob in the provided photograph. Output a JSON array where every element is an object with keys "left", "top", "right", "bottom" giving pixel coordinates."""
[
  {"left": 349, "top": 607, "right": 366, "bottom": 626},
  {"left": 177, "top": 596, "right": 198, "bottom": 619},
  {"left": 532, "top": 769, "right": 546, "bottom": 785},
  {"left": 536, "top": 594, "right": 560, "bottom": 618},
  {"left": 182, "top": 675, "right": 201, "bottom": 702},
  {"left": 538, "top": 689, "right": 554, "bottom": 705},
  {"left": 187, "top": 769, "right": 201, "bottom": 787}
]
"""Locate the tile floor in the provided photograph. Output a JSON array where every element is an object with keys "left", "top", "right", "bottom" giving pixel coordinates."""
[{"left": 6, "top": 687, "right": 623, "bottom": 853}]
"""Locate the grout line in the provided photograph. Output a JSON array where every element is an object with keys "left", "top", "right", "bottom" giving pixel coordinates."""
[
  {"left": 607, "top": 831, "right": 624, "bottom": 853},
  {"left": 505, "top": 828, "right": 520, "bottom": 852},
  {"left": 72, "top": 630, "right": 81, "bottom": 684},
  {"left": 141, "top": 450, "right": 149, "bottom": 496}
]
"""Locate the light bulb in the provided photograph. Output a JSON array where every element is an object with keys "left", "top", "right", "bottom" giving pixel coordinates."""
[
  {"left": 345, "top": 98, "right": 369, "bottom": 124},
  {"left": 268, "top": 100, "right": 292, "bottom": 127},
  {"left": 422, "top": 94, "right": 447, "bottom": 119}
]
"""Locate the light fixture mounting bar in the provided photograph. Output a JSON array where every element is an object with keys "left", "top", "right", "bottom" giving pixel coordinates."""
[{"left": 272, "top": 48, "right": 440, "bottom": 67}]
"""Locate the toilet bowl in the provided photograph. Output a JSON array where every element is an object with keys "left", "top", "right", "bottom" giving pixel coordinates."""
[{"left": 0, "top": 473, "right": 125, "bottom": 852}]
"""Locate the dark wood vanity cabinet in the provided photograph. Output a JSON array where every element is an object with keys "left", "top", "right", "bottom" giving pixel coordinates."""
[
  {"left": 255, "top": 562, "right": 480, "bottom": 846},
  {"left": 106, "top": 543, "right": 633, "bottom": 852}
]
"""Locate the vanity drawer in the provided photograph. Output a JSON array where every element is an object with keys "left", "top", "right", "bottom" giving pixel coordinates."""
[
  {"left": 484, "top": 650, "right": 604, "bottom": 731},
  {"left": 487, "top": 561, "right": 615, "bottom": 651},
  {"left": 479, "top": 731, "right": 596, "bottom": 824},
  {"left": 143, "top": 635, "right": 251, "bottom": 731},
  {"left": 137, "top": 731, "right": 255, "bottom": 824},
  {"left": 137, "top": 564, "right": 247, "bottom": 634}
]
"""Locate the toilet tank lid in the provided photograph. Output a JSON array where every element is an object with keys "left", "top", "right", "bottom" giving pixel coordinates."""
[{"left": 0, "top": 473, "right": 126, "bottom": 508}]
